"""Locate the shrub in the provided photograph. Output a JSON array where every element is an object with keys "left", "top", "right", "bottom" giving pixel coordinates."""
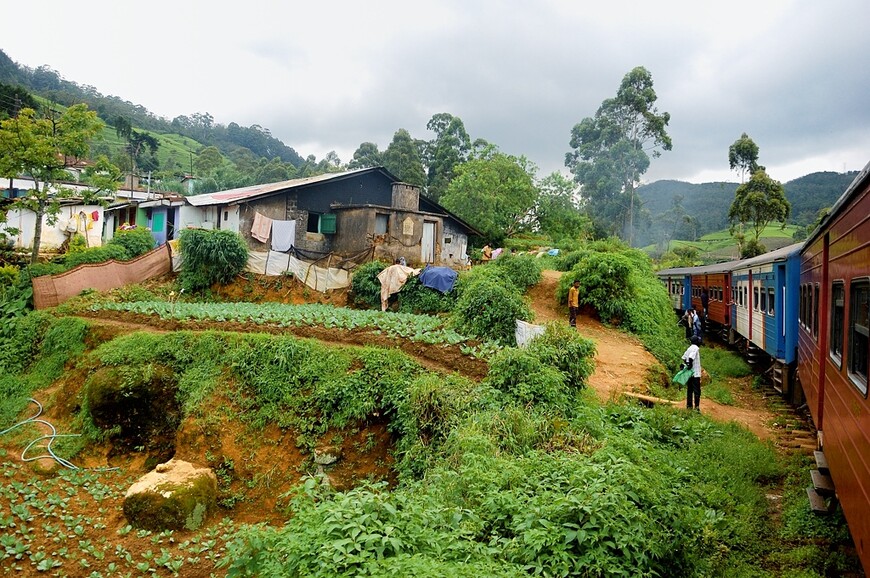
[
  {"left": 452, "top": 276, "right": 532, "bottom": 346},
  {"left": 61, "top": 244, "right": 130, "bottom": 268},
  {"left": 486, "top": 348, "right": 569, "bottom": 409},
  {"left": 558, "top": 252, "right": 635, "bottom": 321},
  {"left": 491, "top": 253, "right": 542, "bottom": 290},
  {"left": 68, "top": 233, "right": 88, "bottom": 253},
  {"left": 178, "top": 229, "right": 249, "bottom": 292},
  {"left": 108, "top": 225, "right": 156, "bottom": 258},
  {"left": 350, "top": 260, "right": 389, "bottom": 309},
  {"left": 397, "top": 275, "right": 457, "bottom": 314},
  {"left": 525, "top": 322, "right": 596, "bottom": 389}
]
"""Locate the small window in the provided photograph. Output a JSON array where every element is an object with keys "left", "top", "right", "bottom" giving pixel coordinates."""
[
  {"left": 848, "top": 280, "right": 869, "bottom": 395},
  {"left": 768, "top": 288, "right": 775, "bottom": 315},
  {"left": 374, "top": 213, "right": 389, "bottom": 235},
  {"left": 831, "top": 282, "right": 845, "bottom": 367},
  {"left": 798, "top": 285, "right": 808, "bottom": 329},
  {"left": 813, "top": 284, "right": 820, "bottom": 339},
  {"left": 307, "top": 213, "right": 320, "bottom": 233},
  {"left": 754, "top": 287, "right": 760, "bottom": 311},
  {"left": 760, "top": 288, "right": 767, "bottom": 313},
  {"left": 444, "top": 237, "right": 452, "bottom": 244}
]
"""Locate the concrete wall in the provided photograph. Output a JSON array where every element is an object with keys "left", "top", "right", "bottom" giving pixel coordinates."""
[{"left": 2, "top": 204, "right": 105, "bottom": 251}]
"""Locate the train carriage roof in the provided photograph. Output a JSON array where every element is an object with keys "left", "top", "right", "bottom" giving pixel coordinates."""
[
  {"left": 657, "top": 241, "right": 803, "bottom": 278},
  {"left": 657, "top": 260, "right": 743, "bottom": 277},
  {"left": 731, "top": 242, "right": 803, "bottom": 271}
]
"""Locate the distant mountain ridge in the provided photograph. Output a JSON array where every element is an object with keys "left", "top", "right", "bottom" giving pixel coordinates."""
[
  {"left": 0, "top": 48, "right": 305, "bottom": 168},
  {"left": 635, "top": 171, "right": 858, "bottom": 246}
]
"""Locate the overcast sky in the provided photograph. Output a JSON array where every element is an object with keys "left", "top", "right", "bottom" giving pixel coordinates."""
[{"left": 3, "top": 0, "right": 869, "bottom": 184}]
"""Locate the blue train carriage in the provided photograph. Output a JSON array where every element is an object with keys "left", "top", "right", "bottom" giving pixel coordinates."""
[
  {"left": 656, "top": 268, "right": 692, "bottom": 313},
  {"left": 730, "top": 243, "right": 803, "bottom": 399}
]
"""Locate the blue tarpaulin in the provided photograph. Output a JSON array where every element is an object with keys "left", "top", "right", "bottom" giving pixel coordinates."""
[{"left": 418, "top": 265, "right": 458, "bottom": 293}]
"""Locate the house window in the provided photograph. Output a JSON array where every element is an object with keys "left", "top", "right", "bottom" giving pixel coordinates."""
[
  {"left": 768, "top": 288, "right": 775, "bottom": 315},
  {"left": 813, "top": 284, "right": 820, "bottom": 339},
  {"left": 830, "top": 282, "right": 845, "bottom": 367},
  {"left": 307, "top": 213, "right": 320, "bottom": 233},
  {"left": 375, "top": 213, "right": 389, "bottom": 235},
  {"left": 848, "top": 280, "right": 869, "bottom": 395}
]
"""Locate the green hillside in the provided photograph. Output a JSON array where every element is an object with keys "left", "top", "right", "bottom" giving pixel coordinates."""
[
  {"left": 643, "top": 222, "right": 802, "bottom": 263},
  {"left": 636, "top": 171, "right": 857, "bottom": 248}
]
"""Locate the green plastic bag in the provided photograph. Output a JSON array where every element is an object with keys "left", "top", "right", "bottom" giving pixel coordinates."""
[{"left": 673, "top": 368, "right": 693, "bottom": 386}]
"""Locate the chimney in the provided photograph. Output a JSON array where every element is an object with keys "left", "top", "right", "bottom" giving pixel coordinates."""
[{"left": 391, "top": 183, "right": 419, "bottom": 211}]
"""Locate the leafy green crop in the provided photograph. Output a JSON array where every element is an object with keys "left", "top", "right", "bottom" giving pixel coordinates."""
[{"left": 88, "top": 301, "right": 498, "bottom": 356}]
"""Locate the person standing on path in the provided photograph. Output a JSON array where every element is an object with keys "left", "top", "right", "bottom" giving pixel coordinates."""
[
  {"left": 568, "top": 279, "right": 580, "bottom": 327},
  {"left": 682, "top": 335, "right": 703, "bottom": 410}
]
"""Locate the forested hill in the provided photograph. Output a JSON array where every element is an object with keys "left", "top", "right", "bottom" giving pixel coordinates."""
[
  {"left": 635, "top": 171, "right": 858, "bottom": 246},
  {"left": 0, "top": 49, "right": 305, "bottom": 167}
]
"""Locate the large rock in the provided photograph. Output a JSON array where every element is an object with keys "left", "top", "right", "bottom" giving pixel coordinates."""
[{"left": 123, "top": 459, "right": 217, "bottom": 531}]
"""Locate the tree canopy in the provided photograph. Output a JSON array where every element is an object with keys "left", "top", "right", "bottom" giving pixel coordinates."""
[
  {"left": 728, "top": 133, "right": 762, "bottom": 182},
  {"left": 728, "top": 168, "right": 791, "bottom": 256},
  {"left": 533, "top": 172, "right": 591, "bottom": 242},
  {"left": 382, "top": 129, "right": 426, "bottom": 187},
  {"left": 423, "top": 113, "right": 471, "bottom": 203},
  {"left": 0, "top": 104, "right": 119, "bottom": 262},
  {"left": 440, "top": 153, "right": 538, "bottom": 244},
  {"left": 565, "top": 66, "right": 671, "bottom": 245}
]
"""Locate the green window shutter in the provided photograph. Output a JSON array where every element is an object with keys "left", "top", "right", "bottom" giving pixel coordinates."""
[{"left": 320, "top": 213, "right": 336, "bottom": 234}]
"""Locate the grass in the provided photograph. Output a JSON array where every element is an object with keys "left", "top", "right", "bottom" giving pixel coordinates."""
[{"left": 643, "top": 222, "right": 803, "bottom": 261}]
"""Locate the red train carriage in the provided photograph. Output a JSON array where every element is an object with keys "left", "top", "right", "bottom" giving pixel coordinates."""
[
  {"left": 688, "top": 265, "right": 734, "bottom": 338},
  {"left": 798, "top": 161, "right": 870, "bottom": 572}
]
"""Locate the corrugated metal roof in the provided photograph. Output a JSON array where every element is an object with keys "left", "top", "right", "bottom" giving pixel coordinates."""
[{"left": 185, "top": 168, "right": 386, "bottom": 207}]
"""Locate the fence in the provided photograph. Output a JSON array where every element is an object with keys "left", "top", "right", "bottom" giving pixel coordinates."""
[{"left": 31, "top": 244, "right": 172, "bottom": 309}]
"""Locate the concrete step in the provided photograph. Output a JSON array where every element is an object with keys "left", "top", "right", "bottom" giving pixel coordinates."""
[
  {"left": 814, "top": 450, "right": 829, "bottom": 475},
  {"left": 806, "top": 487, "right": 831, "bottom": 515},
  {"left": 811, "top": 469, "right": 835, "bottom": 496}
]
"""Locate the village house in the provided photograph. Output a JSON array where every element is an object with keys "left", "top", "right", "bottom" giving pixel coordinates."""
[{"left": 182, "top": 167, "right": 480, "bottom": 268}]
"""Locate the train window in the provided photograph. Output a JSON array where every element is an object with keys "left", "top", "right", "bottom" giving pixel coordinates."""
[
  {"left": 768, "top": 288, "right": 775, "bottom": 315},
  {"left": 798, "top": 285, "right": 807, "bottom": 329},
  {"left": 848, "top": 280, "right": 869, "bottom": 395},
  {"left": 813, "top": 284, "right": 820, "bottom": 339},
  {"left": 830, "top": 282, "right": 845, "bottom": 367},
  {"left": 754, "top": 287, "right": 760, "bottom": 311},
  {"left": 760, "top": 288, "right": 767, "bottom": 313}
]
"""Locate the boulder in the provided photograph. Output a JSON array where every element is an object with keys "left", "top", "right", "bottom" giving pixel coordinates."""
[{"left": 123, "top": 459, "right": 217, "bottom": 531}]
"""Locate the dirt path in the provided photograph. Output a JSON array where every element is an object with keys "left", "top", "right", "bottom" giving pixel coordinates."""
[{"left": 528, "top": 270, "right": 779, "bottom": 441}]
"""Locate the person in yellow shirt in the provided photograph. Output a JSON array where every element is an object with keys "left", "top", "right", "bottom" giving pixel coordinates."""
[{"left": 568, "top": 279, "right": 580, "bottom": 327}]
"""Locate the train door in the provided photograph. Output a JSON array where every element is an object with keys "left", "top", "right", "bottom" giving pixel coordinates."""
[{"left": 775, "top": 264, "right": 786, "bottom": 359}]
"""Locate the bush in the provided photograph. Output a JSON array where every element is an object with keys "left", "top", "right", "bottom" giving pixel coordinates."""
[
  {"left": 108, "top": 225, "right": 156, "bottom": 258},
  {"left": 397, "top": 275, "right": 457, "bottom": 314},
  {"left": 486, "top": 348, "right": 569, "bottom": 408},
  {"left": 350, "top": 260, "right": 389, "bottom": 309},
  {"left": 452, "top": 276, "right": 532, "bottom": 346},
  {"left": 491, "top": 253, "right": 542, "bottom": 290},
  {"left": 525, "top": 322, "right": 596, "bottom": 389},
  {"left": 558, "top": 252, "right": 635, "bottom": 321},
  {"left": 178, "top": 229, "right": 249, "bottom": 292},
  {"left": 68, "top": 233, "right": 88, "bottom": 253},
  {"left": 61, "top": 244, "right": 130, "bottom": 268}
]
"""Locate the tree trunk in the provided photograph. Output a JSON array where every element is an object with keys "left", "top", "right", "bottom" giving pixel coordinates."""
[{"left": 30, "top": 197, "right": 46, "bottom": 264}]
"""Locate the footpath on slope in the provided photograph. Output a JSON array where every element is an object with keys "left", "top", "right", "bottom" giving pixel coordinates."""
[{"left": 528, "top": 270, "right": 784, "bottom": 442}]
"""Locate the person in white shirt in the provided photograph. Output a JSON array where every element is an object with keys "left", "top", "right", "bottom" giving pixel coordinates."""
[{"left": 682, "top": 335, "right": 703, "bottom": 410}]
